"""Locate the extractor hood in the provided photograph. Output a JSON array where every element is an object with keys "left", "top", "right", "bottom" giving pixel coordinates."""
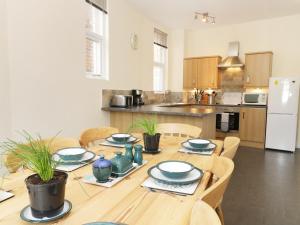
[{"left": 218, "top": 41, "right": 244, "bottom": 68}]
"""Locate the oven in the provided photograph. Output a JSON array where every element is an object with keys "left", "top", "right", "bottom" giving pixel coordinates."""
[{"left": 216, "top": 107, "right": 240, "bottom": 132}]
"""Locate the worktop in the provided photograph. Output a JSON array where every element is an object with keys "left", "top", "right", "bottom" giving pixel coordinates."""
[{"left": 102, "top": 104, "right": 215, "bottom": 118}]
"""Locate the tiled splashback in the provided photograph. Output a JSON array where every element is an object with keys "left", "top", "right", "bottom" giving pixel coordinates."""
[{"left": 102, "top": 89, "right": 189, "bottom": 106}]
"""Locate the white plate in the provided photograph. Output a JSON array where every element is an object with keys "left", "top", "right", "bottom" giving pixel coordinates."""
[
  {"left": 148, "top": 166, "right": 203, "bottom": 185},
  {"left": 53, "top": 151, "right": 96, "bottom": 165}
]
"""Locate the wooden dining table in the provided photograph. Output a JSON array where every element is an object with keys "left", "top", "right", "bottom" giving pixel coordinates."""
[{"left": 0, "top": 136, "right": 223, "bottom": 225}]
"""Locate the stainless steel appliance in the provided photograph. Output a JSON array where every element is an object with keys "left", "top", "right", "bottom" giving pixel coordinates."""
[
  {"left": 242, "top": 92, "right": 268, "bottom": 105},
  {"left": 110, "top": 95, "right": 133, "bottom": 108},
  {"left": 132, "top": 89, "right": 144, "bottom": 106},
  {"left": 216, "top": 107, "right": 240, "bottom": 132}
]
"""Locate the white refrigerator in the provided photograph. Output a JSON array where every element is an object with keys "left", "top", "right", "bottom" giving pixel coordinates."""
[{"left": 266, "top": 77, "right": 300, "bottom": 152}]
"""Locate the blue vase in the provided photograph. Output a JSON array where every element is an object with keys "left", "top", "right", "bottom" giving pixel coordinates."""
[
  {"left": 92, "top": 155, "right": 112, "bottom": 183},
  {"left": 134, "top": 144, "right": 143, "bottom": 165},
  {"left": 124, "top": 144, "right": 134, "bottom": 162}
]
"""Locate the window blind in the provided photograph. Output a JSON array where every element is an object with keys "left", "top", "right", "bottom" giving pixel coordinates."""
[
  {"left": 86, "top": 0, "right": 107, "bottom": 14},
  {"left": 154, "top": 28, "right": 168, "bottom": 49}
]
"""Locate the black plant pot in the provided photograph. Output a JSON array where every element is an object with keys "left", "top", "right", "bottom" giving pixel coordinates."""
[
  {"left": 143, "top": 133, "right": 161, "bottom": 152},
  {"left": 25, "top": 171, "right": 68, "bottom": 218}
]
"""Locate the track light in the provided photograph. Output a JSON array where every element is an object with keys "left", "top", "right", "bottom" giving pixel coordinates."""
[{"left": 194, "top": 12, "right": 216, "bottom": 24}]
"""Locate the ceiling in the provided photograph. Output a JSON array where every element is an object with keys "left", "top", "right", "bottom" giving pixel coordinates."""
[{"left": 126, "top": 0, "right": 300, "bottom": 29}]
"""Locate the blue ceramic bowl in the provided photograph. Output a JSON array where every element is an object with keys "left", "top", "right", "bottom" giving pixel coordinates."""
[
  {"left": 111, "top": 133, "right": 131, "bottom": 143},
  {"left": 57, "top": 147, "right": 86, "bottom": 161},
  {"left": 157, "top": 160, "right": 194, "bottom": 179},
  {"left": 188, "top": 139, "right": 210, "bottom": 148}
]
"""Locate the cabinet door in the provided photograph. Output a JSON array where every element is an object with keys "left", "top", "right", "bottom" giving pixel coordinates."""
[
  {"left": 183, "top": 59, "right": 197, "bottom": 89},
  {"left": 197, "top": 57, "right": 220, "bottom": 89},
  {"left": 239, "top": 107, "right": 266, "bottom": 143},
  {"left": 245, "top": 52, "right": 272, "bottom": 87}
]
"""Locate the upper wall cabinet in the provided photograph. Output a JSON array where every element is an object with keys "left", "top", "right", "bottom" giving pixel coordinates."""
[
  {"left": 183, "top": 56, "right": 221, "bottom": 89},
  {"left": 244, "top": 52, "right": 273, "bottom": 87}
]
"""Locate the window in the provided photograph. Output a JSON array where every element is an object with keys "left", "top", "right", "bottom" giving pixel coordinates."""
[
  {"left": 85, "top": 0, "right": 108, "bottom": 79},
  {"left": 153, "top": 28, "right": 168, "bottom": 92}
]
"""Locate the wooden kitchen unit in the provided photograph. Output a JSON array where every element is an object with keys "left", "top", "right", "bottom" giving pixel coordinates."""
[
  {"left": 183, "top": 56, "right": 221, "bottom": 89},
  {"left": 244, "top": 51, "right": 273, "bottom": 87},
  {"left": 110, "top": 111, "right": 216, "bottom": 139}
]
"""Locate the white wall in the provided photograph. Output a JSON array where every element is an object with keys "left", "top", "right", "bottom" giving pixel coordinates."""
[
  {"left": 0, "top": 0, "right": 11, "bottom": 140},
  {"left": 3, "top": 0, "right": 161, "bottom": 140},
  {"left": 184, "top": 14, "right": 300, "bottom": 147}
]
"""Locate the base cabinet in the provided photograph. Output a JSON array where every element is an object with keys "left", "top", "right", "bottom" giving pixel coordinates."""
[{"left": 239, "top": 107, "right": 267, "bottom": 148}]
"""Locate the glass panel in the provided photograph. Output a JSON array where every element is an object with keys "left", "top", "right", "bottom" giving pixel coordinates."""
[
  {"left": 153, "top": 65, "right": 164, "bottom": 92},
  {"left": 86, "top": 38, "right": 102, "bottom": 75},
  {"left": 154, "top": 44, "right": 166, "bottom": 64},
  {"left": 87, "top": 4, "right": 104, "bottom": 36}
]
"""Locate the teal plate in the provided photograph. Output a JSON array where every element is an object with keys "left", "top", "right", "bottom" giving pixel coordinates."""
[
  {"left": 105, "top": 136, "right": 137, "bottom": 145},
  {"left": 181, "top": 141, "right": 216, "bottom": 152},
  {"left": 148, "top": 166, "right": 203, "bottom": 185},
  {"left": 52, "top": 151, "right": 96, "bottom": 165}
]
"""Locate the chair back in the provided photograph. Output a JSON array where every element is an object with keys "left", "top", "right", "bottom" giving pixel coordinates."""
[
  {"left": 221, "top": 137, "right": 240, "bottom": 159},
  {"left": 157, "top": 123, "right": 202, "bottom": 138},
  {"left": 199, "top": 156, "right": 234, "bottom": 209},
  {"left": 46, "top": 137, "right": 81, "bottom": 153},
  {"left": 79, "top": 127, "right": 119, "bottom": 147},
  {"left": 190, "top": 200, "right": 222, "bottom": 225}
]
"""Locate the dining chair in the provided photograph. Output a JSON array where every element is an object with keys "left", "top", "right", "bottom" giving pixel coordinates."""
[
  {"left": 79, "top": 127, "right": 119, "bottom": 148},
  {"left": 221, "top": 137, "right": 240, "bottom": 159},
  {"left": 190, "top": 200, "right": 222, "bottom": 225},
  {"left": 198, "top": 156, "right": 234, "bottom": 225},
  {"left": 157, "top": 123, "right": 202, "bottom": 138}
]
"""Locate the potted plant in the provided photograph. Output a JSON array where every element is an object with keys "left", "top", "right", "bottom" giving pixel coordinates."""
[
  {"left": 130, "top": 118, "right": 161, "bottom": 152},
  {"left": 1, "top": 132, "right": 68, "bottom": 218}
]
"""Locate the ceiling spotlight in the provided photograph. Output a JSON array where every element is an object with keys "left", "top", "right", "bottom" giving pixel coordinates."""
[{"left": 194, "top": 12, "right": 216, "bottom": 24}]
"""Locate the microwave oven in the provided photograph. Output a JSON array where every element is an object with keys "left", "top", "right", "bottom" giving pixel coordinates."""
[{"left": 242, "top": 93, "right": 268, "bottom": 105}]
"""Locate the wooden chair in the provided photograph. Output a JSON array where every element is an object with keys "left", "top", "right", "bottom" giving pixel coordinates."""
[
  {"left": 190, "top": 200, "right": 222, "bottom": 225},
  {"left": 4, "top": 137, "right": 80, "bottom": 173},
  {"left": 198, "top": 156, "right": 234, "bottom": 225},
  {"left": 221, "top": 137, "right": 240, "bottom": 159},
  {"left": 79, "top": 127, "right": 119, "bottom": 147},
  {"left": 157, "top": 123, "right": 202, "bottom": 138}
]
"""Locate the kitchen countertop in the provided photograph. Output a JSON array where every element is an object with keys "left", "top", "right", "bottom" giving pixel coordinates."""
[
  {"left": 102, "top": 103, "right": 267, "bottom": 117},
  {"left": 102, "top": 104, "right": 216, "bottom": 118}
]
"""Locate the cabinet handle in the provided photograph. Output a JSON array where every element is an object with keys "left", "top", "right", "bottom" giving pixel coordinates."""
[
  {"left": 242, "top": 112, "right": 245, "bottom": 119},
  {"left": 246, "top": 76, "right": 250, "bottom": 83}
]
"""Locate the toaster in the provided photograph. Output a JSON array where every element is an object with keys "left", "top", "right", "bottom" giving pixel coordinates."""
[{"left": 110, "top": 95, "right": 133, "bottom": 108}]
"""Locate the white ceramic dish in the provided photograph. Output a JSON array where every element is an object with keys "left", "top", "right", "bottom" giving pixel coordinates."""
[
  {"left": 157, "top": 161, "right": 194, "bottom": 178},
  {"left": 111, "top": 133, "right": 131, "bottom": 142},
  {"left": 106, "top": 136, "right": 137, "bottom": 144}
]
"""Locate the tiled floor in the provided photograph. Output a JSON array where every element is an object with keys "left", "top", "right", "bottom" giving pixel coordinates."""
[{"left": 223, "top": 147, "right": 300, "bottom": 225}]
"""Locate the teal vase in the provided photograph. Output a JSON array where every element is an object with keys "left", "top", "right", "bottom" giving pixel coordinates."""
[
  {"left": 124, "top": 144, "right": 134, "bottom": 162},
  {"left": 134, "top": 144, "right": 143, "bottom": 165}
]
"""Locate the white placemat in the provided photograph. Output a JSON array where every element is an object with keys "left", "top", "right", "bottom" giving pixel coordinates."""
[
  {"left": 0, "top": 191, "right": 14, "bottom": 202},
  {"left": 99, "top": 139, "right": 141, "bottom": 148},
  {"left": 56, "top": 156, "right": 99, "bottom": 172},
  {"left": 82, "top": 160, "right": 147, "bottom": 188},
  {"left": 178, "top": 148, "right": 214, "bottom": 156},
  {"left": 142, "top": 177, "right": 200, "bottom": 195}
]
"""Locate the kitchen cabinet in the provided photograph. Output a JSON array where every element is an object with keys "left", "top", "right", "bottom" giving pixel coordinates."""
[
  {"left": 244, "top": 52, "right": 273, "bottom": 87},
  {"left": 183, "top": 56, "right": 221, "bottom": 89},
  {"left": 183, "top": 59, "right": 197, "bottom": 89},
  {"left": 239, "top": 107, "right": 267, "bottom": 146}
]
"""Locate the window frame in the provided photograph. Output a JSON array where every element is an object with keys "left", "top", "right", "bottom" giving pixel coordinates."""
[{"left": 85, "top": 3, "right": 108, "bottom": 80}]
